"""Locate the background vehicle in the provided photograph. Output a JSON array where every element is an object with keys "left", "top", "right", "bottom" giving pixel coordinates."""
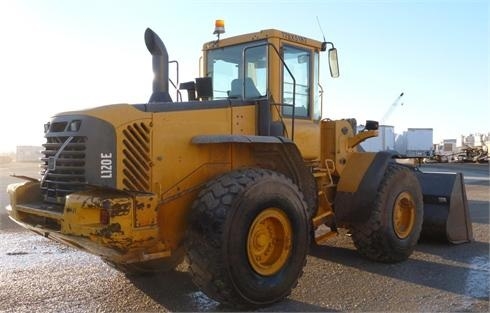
[
  {"left": 395, "top": 128, "right": 434, "bottom": 157},
  {"left": 6, "top": 22, "right": 472, "bottom": 307}
]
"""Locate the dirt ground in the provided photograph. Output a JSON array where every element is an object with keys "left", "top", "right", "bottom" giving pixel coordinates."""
[{"left": 0, "top": 162, "right": 488, "bottom": 312}]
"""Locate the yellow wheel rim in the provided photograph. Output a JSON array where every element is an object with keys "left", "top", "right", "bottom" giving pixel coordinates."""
[
  {"left": 393, "top": 191, "right": 416, "bottom": 239},
  {"left": 247, "top": 207, "right": 292, "bottom": 276}
]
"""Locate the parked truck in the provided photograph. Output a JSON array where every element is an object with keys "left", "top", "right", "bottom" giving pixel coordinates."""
[
  {"left": 406, "top": 128, "right": 433, "bottom": 157},
  {"left": 395, "top": 128, "right": 433, "bottom": 157},
  {"left": 6, "top": 22, "right": 472, "bottom": 307},
  {"left": 359, "top": 125, "right": 395, "bottom": 152}
]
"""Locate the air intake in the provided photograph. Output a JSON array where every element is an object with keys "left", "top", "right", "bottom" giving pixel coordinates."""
[{"left": 121, "top": 122, "right": 152, "bottom": 191}]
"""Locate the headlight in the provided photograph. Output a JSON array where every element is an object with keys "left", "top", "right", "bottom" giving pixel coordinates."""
[{"left": 69, "top": 120, "right": 81, "bottom": 132}]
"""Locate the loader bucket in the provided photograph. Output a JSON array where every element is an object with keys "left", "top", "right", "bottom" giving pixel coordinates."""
[{"left": 416, "top": 171, "right": 473, "bottom": 244}]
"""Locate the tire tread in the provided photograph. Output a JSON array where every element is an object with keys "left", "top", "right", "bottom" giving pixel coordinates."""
[
  {"left": 186, "top": 168, "right": 308, "bottom": 306},
  {"left": 349, "top": 164, "right": 423, "bottom": 263}
]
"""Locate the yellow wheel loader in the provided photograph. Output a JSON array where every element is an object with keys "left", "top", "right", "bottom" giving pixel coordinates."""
[{"left": 6, "top": 22, "right": 472, "bottom": 307}]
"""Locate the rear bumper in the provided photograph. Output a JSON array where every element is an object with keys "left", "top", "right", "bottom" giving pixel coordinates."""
[
  {"left": 6, "top": 180, "right": 165, "bottom": 263},
  {"left": 6, "top": 214, "right": 126, "bottom": 260}
]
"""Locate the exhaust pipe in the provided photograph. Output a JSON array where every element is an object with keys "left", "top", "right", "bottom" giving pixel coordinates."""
[{"left": 144, "top": 28, "right": 171, "bottom": 102}]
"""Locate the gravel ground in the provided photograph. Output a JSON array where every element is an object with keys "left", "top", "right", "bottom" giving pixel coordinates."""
[{"left": 0, "top": 162, "right": 488, "bottom": 312}]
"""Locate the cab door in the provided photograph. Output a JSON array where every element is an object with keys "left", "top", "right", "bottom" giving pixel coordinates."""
[{"left": 280, "top": 43, "right": 322, "bottom": 159}]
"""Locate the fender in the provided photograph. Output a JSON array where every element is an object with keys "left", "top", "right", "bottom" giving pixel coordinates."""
[
  {"left": 334, "top": 151, "right": 395, "bottom": 224},
  {"left": 192, "top": 135, "right": 317, "bottom": 216}
]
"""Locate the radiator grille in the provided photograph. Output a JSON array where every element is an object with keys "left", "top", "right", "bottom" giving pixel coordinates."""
[
  {"left": 121, "top": 122, "right": 151, "bottom": 191},
  {"left": 40, "top": 136, "right": 87, "bottom": 204}
]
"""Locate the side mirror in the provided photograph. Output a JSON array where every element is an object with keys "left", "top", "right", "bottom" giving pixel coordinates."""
[{"left": 328, "top": 48, "right": 339, "bottom": 78}]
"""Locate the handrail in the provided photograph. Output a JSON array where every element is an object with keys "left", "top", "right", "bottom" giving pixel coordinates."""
[{"left": 169, "top": 60, "right": 182, "bottom": 102}]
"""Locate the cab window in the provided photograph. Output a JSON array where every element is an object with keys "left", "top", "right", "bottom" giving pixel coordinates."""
[
  {"left": 282, "top": 45, "right": 311, "bottom": 118},
  {"left": 206, "top": 41, "right": 267, "bottom": 100}
]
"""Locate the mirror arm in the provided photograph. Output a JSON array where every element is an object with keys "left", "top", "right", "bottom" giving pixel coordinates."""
[{"left": 321, "top": 41, "right": 336, "bottom": 51}]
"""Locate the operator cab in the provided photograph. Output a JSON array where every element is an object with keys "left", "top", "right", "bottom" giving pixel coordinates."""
[{"left": 202, "top": 23, "right": 339, "bottom": 123}]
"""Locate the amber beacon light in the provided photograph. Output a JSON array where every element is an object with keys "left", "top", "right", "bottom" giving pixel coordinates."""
[{"left": 213, "top": 19, "right": 225, "bottom": 38}]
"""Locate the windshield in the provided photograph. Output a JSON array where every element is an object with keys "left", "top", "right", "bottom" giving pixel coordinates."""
[{"left": 206, "top": 41, "right": 267, "bottom": 100}]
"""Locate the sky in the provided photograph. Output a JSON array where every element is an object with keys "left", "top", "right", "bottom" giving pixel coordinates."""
[{"left": 0, "top": 0, "right": 488, "bottom": 152}]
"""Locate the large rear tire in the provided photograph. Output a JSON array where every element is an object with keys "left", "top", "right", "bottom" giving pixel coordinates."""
[
  {"left": 186, "top": 168, "right": 310, "bottom": 307},
  {"left": 349, "top": 164, "right": 423, "bottom": 262}
]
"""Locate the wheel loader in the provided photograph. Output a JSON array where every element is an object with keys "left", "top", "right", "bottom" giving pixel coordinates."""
[{"left": 6, "top": 21, "right": 473, "bottom": 307}]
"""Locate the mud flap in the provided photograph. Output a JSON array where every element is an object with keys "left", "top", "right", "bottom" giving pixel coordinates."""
[{"left": 416, "top": 171, "right": 473, "bottom": 243}]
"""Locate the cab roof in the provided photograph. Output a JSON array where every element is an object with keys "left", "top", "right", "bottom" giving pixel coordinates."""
[{"left": 203, "top": 29, "right": 324, "bottom": 51}]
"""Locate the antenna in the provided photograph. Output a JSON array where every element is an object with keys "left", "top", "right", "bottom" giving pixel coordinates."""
[
  {"left": 316, "top": 16, "right": 326, "bottom": 42},
  {"left": 316, "top": 16, "right": 330, "bottom": 51}
]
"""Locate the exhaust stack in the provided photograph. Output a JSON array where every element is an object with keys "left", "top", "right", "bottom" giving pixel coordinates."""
[{"left": 144, "top": 28, "right": 172, "bottom": 102}]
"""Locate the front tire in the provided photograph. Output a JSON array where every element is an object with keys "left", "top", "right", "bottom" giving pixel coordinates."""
[
  {"left": 186, "top": 168, "right": 310, "bottom": 307},
  {"left": 349, "top": 164, "right": 423, "bottom": 262}
]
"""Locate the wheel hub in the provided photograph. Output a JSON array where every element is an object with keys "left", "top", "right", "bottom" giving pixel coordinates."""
[
  {"left": 393, "top": 191, "right": 416, "bottom": 239},
  {"left": 247, "top": 207, "right": 292, "bottom": 276}
]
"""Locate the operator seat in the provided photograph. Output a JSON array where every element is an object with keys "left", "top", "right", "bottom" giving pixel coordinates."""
[{"left": 229, "top": 77, "right": 261, "bottom": 99}]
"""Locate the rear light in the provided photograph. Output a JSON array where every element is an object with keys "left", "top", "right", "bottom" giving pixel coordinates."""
[
  {"left": 100, "top": 200, "right": 111, "bottom": 225},
  {"left": 100, "top": 209, "right": 110, "bottom": 225}
]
